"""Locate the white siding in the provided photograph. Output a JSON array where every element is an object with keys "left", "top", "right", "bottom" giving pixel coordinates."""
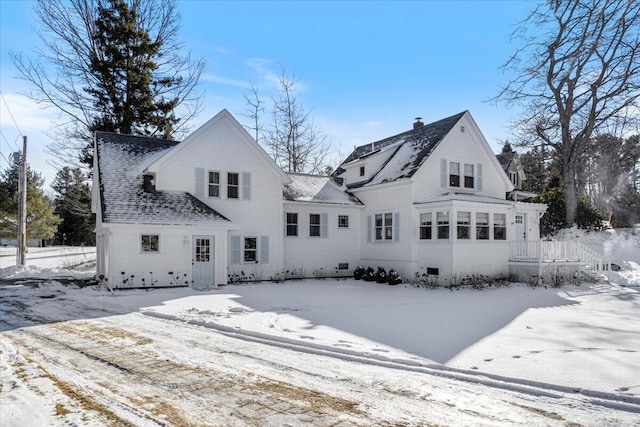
[
  {"left": 104, "top": 224, "right": 228, "bottom": 287},
  {"left": 412, "top": 114, "right": 512, "bottom": 201},
  {"left": 354, "top": 181, "right": 416, "bottom": 277},
  {"left": 151, "top": 115, "right": 286, "bottom": 279},
  {"left": 283, "top": 203, "right": 362, "bottom": 276}
]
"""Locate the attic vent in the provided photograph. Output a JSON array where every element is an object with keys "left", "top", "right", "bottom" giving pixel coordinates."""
[
  {"left": 413, "top": 117, "right": 424, "bottom": 129},
  {"left": 460, "top": 125, "right": 465, "bottom": 133}
]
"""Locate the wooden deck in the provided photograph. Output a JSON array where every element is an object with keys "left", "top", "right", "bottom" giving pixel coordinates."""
[{"left": 509, "top": 241, "right": 610, "bottom": 283}]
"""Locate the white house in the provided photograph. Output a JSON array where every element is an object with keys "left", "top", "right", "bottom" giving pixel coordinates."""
[{"left": 92, "top": 109, "right": 605, "bottom": 289}]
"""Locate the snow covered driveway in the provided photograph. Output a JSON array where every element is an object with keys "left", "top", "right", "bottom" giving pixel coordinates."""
[{"left": 1, "top": 281, "right": 639, "bottom": 426}]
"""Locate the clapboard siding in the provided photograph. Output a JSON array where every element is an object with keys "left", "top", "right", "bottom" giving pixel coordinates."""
[
  {"left": 103, "top": 224, "right": 228, "bottom": 287},
  {"left": 283, "top": 203, "right": 362, "bottom": 275}
]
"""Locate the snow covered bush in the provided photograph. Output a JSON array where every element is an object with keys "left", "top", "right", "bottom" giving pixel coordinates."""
[{"left": 387, "top": 269, "right": 401, "bottom": 285}]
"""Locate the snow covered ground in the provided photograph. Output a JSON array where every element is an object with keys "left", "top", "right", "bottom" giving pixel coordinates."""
[{"left": 1, "top": 230, "right": 639, "bottom": 426}]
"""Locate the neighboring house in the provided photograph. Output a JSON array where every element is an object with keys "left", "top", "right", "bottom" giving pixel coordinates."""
[
  {"left": 495, "top": 150, "right": 536, "bottom": 201},
  {"left": 93, "top": 109, "right": 606, "bottom": 288}
]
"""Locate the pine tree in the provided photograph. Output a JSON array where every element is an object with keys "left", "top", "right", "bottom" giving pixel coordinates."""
[
  {"left": 85, "top": 0, "right": 179, "bottom": 143},
  {"left": 51, "top": 167, "right": 95, "bottom": 245},
  {"left": 0, "top": 160, "right": 61, "bottom": 242}
]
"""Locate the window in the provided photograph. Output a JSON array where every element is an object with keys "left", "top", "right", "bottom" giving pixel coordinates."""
[
  {"left": 360, "top": 166, "right": 365, "bottom": 176},
  {"left": 449, "top": 162, "right": 460, "bottom": 187},
  {"left": 437, "top": 211, "right": 449, "bottom": 239},
  {"left": 227, "top": 172, "right": 239, "bottom": 199},
  {"left": 195, "top": 238, "right": 210, "bottom": 262},
  {"left": 310, "top": 214, "right": 321, "bottom": 237},
  {"left": 374, "top": 213, "right": 393, "bottom": 241},
  {"left": 457, "top": 211, "right": 471, "bottom": 239},
  {"left": 509, "top": 171, "right": 520, "bottom": 188},
  {"left": 494, "top": 213, "right": 506, "bottom": 240},
  {"left": 208, "top": 171, "right": 220, "bottom": 197},
  {"left": 337, "top": 263, "right": 349, "bottom": 270},
  {"left": 244, "top": 237, "right": 257, "bottom": 262},
  {"left": 476, "top": 212, "right": 489, "bottom": 240},
  {"left": 141, "top": 234, "right": 159, "bottom": 252},
  {"left": 286, "top": 213, "right": 298, "bottom": 236},
  {"left": 338, "top": 215, "right": 349, "bottom": 228},
  {"left": 420, "top": 212, "right": 432, "bottom": 240},
  {"left": 464, "top": 164, "right": 474, "bottom": 188}
]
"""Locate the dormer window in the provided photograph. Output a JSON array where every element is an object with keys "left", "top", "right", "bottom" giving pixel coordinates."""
[{"left": 360, "top": 165, "right": 365, "bottom": 177}]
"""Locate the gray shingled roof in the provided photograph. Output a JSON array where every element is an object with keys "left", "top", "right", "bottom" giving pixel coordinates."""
[
  {"left": 337, "top": 112, "right": 466, "bottom": 188},
  {"left": 283, "top": 173, "right": 362, "bottom": 205},
  {"left": 95, "top": 132, "right": 231, "bottom": 225},
  {"left": 495, "top": 151, "right": 516, "bottom": 173}
]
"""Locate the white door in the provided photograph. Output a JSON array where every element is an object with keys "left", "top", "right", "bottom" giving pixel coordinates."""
[
  {"left": 192, "top": 235, "right": 214, "bottom": 286},
  {"left": 515, "top": 213, "right": 527, "bottom": 241}
]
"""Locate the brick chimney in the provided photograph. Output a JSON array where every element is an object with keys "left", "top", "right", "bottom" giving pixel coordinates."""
[{"left": 413, "top": 117, "right": 424, "bottom": 129}]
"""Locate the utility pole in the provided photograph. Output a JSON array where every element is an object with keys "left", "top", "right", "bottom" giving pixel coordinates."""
[{"left": 16, "top": 136, "right": 27, "bottom": 266}]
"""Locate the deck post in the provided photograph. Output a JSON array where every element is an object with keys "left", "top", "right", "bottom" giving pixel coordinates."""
[{"left": 537, "top": 241, "right": 542, "bottom": 285}]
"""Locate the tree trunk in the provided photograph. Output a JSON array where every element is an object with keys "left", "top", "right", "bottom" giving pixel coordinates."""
[{"left": 563, "top": 162, "right": 578, "bottom": 226}]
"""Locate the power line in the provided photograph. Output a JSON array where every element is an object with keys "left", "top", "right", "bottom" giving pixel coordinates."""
[
  {"left": 0, "top": 128, "right": 21, "bottom": 153},
  {"left": 0, "top": 91, "right": 25, "bottom": 138}
]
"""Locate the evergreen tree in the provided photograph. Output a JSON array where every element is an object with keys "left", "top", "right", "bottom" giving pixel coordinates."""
[
  {"left": 519, "top": 146, "right": 549, "bottom": 194},
  {"left": 86, "top": 0, "right": 179, "bottom": 139},
  {"left": 51, "top": 167, "right": 95, "bottom": 245},
  {"left": 13, "top": 0, "right": 204, "bottom": 169},
  {"left": 0, "top": 160, "right": 61, "bottom": 242}
]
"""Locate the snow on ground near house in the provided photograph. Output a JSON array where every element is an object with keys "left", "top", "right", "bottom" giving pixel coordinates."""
[
  {"left": 1, "top": 230, "right": 639, "bottom": 425},
  {"left": 0, "top": 246, "right": 96, "bottom": 280}
]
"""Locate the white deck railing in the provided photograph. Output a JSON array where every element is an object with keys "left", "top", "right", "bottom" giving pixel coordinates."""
[{"left": 510, "top": 241, "right": 610, "bottom": 274}]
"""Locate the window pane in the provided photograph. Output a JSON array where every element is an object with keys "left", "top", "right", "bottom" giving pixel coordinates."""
[
  {"left": 457, "top": 211, "right": 470, "bottom": 239},
  {"left": 494, "top": 213, "right": 506, "bottom": 240},
  {"left": 464, "top": 164, "right": 473, "bottom": 176},
  {"left": 244, "top": 237, "right": 257, "bottom": 262},
  {"left": 338, "top": 215, "right": 349, "bottom": 228},
  {"left": 437, "top": 211, "right": 449, "bottom": 239},
  {"left": 310, "top": 214, "right": 320, "bottom": 237},
  {"left": 228, "top": 172, "right": 239, "bottom": 199},
  {"left": 476, "top": 212, "right": 489, "bottom": 240},
  {"left": 420, "top": 212, "right": 432, "bottom": 240},
  {"left": 450, "top": 162, "right": 460, "bottom": 174},
  {"left": 476, "top": 212, "right": 489, "bottom": 225},
  {"left": 141, "top": 234, "right": 159, "bottom": 252}
]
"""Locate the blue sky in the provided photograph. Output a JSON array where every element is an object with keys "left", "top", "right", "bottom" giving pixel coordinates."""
[{"left": 0, "top": 0, "right": 533, "bottom": 186}]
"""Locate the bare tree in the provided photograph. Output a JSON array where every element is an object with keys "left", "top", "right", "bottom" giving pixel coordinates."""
[
  {"left": 496, "top": 0, "right": 640, "bottom": 226},
  {"left": 12, "top": 0, "right": 204, "bottom": 169},
  {"left": 244, "top": 66, "right": 331, "bottom": 174},
  {"left": 241, "top": 81, "right": 265, "bottom": 144}
]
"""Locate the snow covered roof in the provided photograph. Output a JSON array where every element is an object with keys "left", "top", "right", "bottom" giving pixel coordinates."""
[
  {"left": 95, "top": 132, "right": 231, "bottom": 225},
  {"left": 338, "top": 111, "right": 466, "bottom": 188},
  {"left": 283, "top": 173, "right": 362, "bottom": 205}
]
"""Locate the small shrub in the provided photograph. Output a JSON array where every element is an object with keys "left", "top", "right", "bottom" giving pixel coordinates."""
[
  {"left": 375, "top": 267, "right": 387, "bottom": 284},
  {"left": 387, "top": 269, "right": 402, "bottom": 285},
  {"left": 362, "top": 267, "right": 376, "bottom": 282},
  {"left": 353, "top": 266, "right": 365, "bottom": 280}
]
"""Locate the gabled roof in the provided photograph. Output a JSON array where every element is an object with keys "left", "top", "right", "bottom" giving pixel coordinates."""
[
  {"left": 338, "top": 111, "right": 466, "bottom": 188},
  {"left": 496, "top": 151, "right": 516, "bottom": 172},
  {"left": 95, "top": 132, "right": 231, "bottom": 225},
  {"left": 145, "top": 109, "right": 291, "bottom": 184},
  {"left": 283, "top": 173, "right": 362, "bottom": 205}
]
